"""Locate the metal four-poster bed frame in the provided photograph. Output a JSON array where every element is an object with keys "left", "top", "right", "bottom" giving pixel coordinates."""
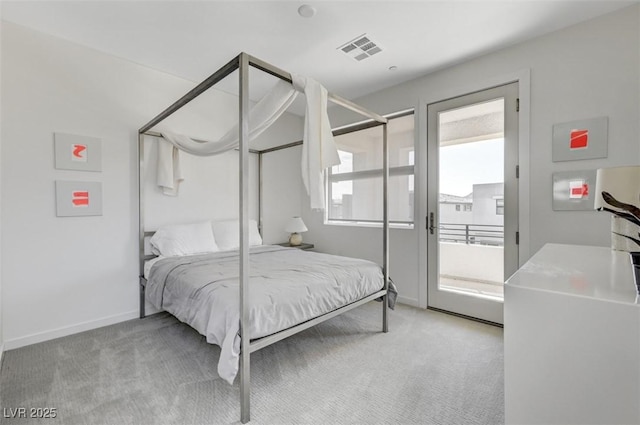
[{"left": 137, "top": 52, "right": 389, "bottom": 423}]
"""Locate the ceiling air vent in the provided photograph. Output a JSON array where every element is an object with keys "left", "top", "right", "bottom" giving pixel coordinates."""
[{"left": 338, "top": 34, "right": 382, "bottom": 61}]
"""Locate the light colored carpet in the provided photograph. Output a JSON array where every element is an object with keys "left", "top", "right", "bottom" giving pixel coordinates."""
[{"left": 0, "top": 302, "right": 504, "bottom": 425}]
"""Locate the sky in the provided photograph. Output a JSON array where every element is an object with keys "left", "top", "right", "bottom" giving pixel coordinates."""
[{"left": 439, "top": 138, "right": 504, "bottom": 197}]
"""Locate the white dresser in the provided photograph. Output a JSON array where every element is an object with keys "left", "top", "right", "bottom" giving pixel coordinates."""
[{"left": 505, "top": 243, "right": 640, "bottom": 425}]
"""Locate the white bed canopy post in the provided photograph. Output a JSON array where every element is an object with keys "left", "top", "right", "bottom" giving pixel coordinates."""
[{"left": 238, "top": 52, "right": 251, "bottom": 424}]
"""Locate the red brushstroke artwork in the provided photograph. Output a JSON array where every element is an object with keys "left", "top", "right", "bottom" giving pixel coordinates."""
[
  {"left": 72, "top": 191, "right": 89, "bottom": 207},
  {"left": 569, "top": 181, "right": 589, "bottom": 199},
  {"left": 71, "top": 144, "right": 87, "bottom": 161},
  {"left": 570, "top": 129, "right": 588, "bottom": 149}
]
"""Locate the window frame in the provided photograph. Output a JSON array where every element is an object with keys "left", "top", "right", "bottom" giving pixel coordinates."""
[
  {"left": 326, "top": 109, "right": 415, "bottom": 228},
  {"left": 496, "top": 198, "right": 505, "bottom": 215}
]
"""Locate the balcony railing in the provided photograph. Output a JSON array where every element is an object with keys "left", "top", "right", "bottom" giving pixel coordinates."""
[{"left": 439, "top": 222, "right": 504, "bottom": 246}]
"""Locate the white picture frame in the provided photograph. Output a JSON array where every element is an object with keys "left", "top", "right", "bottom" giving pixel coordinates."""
[
  {"left": 552, "top": 170, "right": 597, "bottom": 211},
  {"left": 552, "top": 117, "right": 608, "bottom": 162},
  {"left": 55, "top": 180, "right": 103, "bottom": 217}
]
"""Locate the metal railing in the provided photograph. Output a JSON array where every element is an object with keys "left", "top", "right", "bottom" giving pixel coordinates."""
[{"left": 439, "top": 222, "right": 504, "bottom": 246}]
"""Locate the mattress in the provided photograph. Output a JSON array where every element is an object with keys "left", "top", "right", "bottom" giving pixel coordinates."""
[{"left": 145, "top": 245, "right": 384, "bottom": 384}]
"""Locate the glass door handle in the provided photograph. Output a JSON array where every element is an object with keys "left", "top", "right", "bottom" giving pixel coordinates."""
[{"left": 429, "top": 212, "right": 436, "bottom": 234}]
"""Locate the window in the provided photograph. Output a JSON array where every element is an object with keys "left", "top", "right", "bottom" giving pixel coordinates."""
[
  {"left": 327, "top": 111, "right": 415, "bottom": 226},
  {"left": 496, "top": 198, "right": 504, "bottom": 215},
  {"left": 464, "top": 204, "right": 472, "bottom": 212},
  {"left": 455, "top": 204, "right": 461, "bottom": 211}
]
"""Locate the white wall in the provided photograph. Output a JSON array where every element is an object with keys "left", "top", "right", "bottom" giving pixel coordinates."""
[
  {"left": 261, "top": 145, "right": 304, "bottom": 245},
  {"left": 0, "top": 22, "right": 302, "bottom": 349},
  {"left": 141, "top": 143, "right": 260, "bottom": 230},
  {"left": 440, "top": 243, "right": 504, "bottom": 284},
  {"left": 306, "top": 5, "right": 640, "bottom": 307},
  {"left": 2, "top": 6, "right": 638, "bottom": 346}
]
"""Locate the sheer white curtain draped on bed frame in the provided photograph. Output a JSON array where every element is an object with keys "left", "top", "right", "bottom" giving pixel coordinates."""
[{"left": 154, "top": 73, "right": 340, "bottom": 210}]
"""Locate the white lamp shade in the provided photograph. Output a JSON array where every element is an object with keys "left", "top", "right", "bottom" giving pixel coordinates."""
[
  {"left": 594, "top": 166, "right": 640, "bottom": 209},
  {"left": 285, "top": 216, "right": 308, "bottom": 233}
]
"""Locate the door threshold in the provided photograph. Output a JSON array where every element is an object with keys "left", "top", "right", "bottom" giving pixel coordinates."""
[{"left": 426, "top": 306, "right": 503, "bottom": 328}]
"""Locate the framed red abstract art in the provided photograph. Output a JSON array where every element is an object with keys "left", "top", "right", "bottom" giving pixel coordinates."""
[
  {"left": 552, "top": 169, "right": 597, "bottom": 211},
  {"left": 552, "top": 117, "right": 608, "bottom": 162},
  {"left": 55, "top": 180, "right": 103, "bottom": 217}
]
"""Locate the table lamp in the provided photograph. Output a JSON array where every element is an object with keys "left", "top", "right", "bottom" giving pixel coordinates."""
[
  {"left": 285, "top": 216, "right": 308, "bottom": 246},
  {"left": 594, "top": 165, "right": 640, "bottom": 251}
]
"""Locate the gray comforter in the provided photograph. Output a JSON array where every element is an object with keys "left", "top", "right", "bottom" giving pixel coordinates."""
[{"left": 146, "top": 245, "right": 385, "bottom": 384}]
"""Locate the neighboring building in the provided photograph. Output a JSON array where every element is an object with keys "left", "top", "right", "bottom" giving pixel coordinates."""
[
  {"left": 439, "top": 193, "right": 473, "bottom": 224},
  {"left": 440, "top": 182, "right": 504, "bottom": 245},
  {"left": 471, "top": 183, "right": 504, "bottom": 226}
]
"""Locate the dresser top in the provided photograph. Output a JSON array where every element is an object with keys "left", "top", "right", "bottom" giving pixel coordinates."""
[{"left": 506, "top": 243, "right": 639, "bottom": 305}]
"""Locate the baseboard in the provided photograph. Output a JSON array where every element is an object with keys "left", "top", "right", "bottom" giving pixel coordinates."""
[
  {"left": 427, "top": 306, "right": 503, "bottom": 328},
  {"left": 4, "top": 310, "right": 139, "bottom": 351},
  {"left": 397, "top": 295, "right": 420, "bottom": 308},
  {"left": 3, "top": 297, "right": 418, "bottom": 351}
]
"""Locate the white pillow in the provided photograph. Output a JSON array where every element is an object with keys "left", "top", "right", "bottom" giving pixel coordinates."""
[
  {"left": 212, "top": 219, "right": 263, "bottom": 251},
  {"left": 150, "top": 221, "right": 219, "bottom": 257}
]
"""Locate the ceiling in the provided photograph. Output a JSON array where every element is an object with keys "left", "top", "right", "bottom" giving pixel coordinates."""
[{"left": 1, "top": 0, "right": 637, "bottom": 113}]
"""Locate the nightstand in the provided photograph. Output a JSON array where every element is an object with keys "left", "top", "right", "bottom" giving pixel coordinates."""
[{"left": 276, "top": 242, "right": 314, "bottom": 250}]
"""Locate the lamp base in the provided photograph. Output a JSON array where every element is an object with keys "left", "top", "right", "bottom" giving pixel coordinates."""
[
  {"left": 611, "top": 216, "right": 638, "bottom": 252},
  {"left": 629, "top": 252, "right": 640, "bottom": 294},
  {"left": 289, "top": 233, "right": 302, "bottom": 246}
]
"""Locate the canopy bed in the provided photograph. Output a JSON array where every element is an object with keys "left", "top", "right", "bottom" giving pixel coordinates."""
[{"left": 137, "top": 53, "right": 390, "bottom": 423}]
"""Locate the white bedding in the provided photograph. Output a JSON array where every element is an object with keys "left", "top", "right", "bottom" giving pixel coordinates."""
[
  {"left": 144, "top": 256, "right": 162, "bottom": 280},
  {"left": 145, "top": 245, "right": 384, "bottom": 384}
]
